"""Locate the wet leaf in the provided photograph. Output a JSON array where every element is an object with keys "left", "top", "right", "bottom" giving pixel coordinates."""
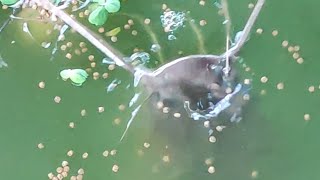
[
  {"left": 60, "top": 69, "right": 88, "bottom": 86},
  {"left": 88, "top": 6, "right": 108, "bottom": 26},
  {"left": 88, "top": 3, "right": 99, "bottom": 12},
  {"left": 0, "top": 0, "right": 18, "bottom": 5},
  {"left": 105, "top": 27, "right": 121, "bottom": 37},
  {"left": 92, "top": 0, "right": 104, "bottom": 5},
  {"left": 104, "top": 0, "right": 120, "bottom": 13}
]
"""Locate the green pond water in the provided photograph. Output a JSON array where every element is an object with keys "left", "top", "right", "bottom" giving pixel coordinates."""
[{"left": 0, "top": 0, "right": 320, "bottom": 179}]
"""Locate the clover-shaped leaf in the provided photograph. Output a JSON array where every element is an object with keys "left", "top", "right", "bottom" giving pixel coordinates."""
[
  {"left": 0, "top": 0, "right": 18, "bottom": 5},
  {"left": 104, "top": 0, "right": 120, "bottom": 13},
  {"left": 88, "top": 6, "right": 108, "bottom": 26}
]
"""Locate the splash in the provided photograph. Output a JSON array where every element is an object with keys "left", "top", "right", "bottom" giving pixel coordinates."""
[{"left": 160, "top": 10, "right": 186, "bottom": 40}]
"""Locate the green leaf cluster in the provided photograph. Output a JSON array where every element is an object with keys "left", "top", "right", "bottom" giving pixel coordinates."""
[
  {"left": 0, "top": 0, "right": 18, "bottom": 5},
  {"left": 88, "top": 0, "right": 121, "bottom": 26}
]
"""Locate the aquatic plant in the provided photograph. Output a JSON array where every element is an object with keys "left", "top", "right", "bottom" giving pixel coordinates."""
[{"left": 88, "top": 0, "right": 121, "bottom": 25}]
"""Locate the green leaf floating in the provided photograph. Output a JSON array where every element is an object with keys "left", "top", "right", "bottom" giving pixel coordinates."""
[
  {"left": 60, "top": 69, "right": 89, "bottom": 86},
  {"left": 88, "top": 6, "right": 108, "bottom": 26},
  {"left": 104, "top": 0, "right": 120, "bottom": 13},
  {"left": 0, "top": 0, "right": 18, "bottom": 5}
]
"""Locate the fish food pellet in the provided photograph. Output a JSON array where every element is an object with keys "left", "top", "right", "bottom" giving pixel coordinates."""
[
  {"left": 256, "top": 28, "right": 263, "bottom": 34},
  {"left": 131, "top": 30, "right": 138, "bottom": 36},
  {"left": 60, "top": 45, "right": 67, "bottom": 51},
  {"left": 98, "top": 106, "right": 104, "bottom": 113},
  {"left": 75, "top": 49, "right": 81, "bottom": 55},
  {"left": 102, "top": 73, "right": 109, "bottom": 79},
  {"left": 277, "top": 82, "right": 284, "bottom": 90},
  {"left": 304, "top": 114, "right": 310, "bottom": 121},
  {"left": 82, "top": 152, "right": 88, "bottom": 159},
  {"left": 57, "top": 174, "right": 63, "bottom": 179},
  {"left": 251, "top": 170, "right": 258, "bottom": 178},
  {"left": 103, "top": 150, "right": 109, "bottom": 157},
  {"left": 293, "top": 52, "right": 300, "bottom": 59},
  {"left": 200, "top": 20, "right": 207, "bottom": 26},
  {"left": 248, "top": 3, "right": 254, "bottom": 9},
  {"left": 54, "top": 96, "right": 61, "bottom": 103},
  {"left": 38, "top": 81, "right": 45, "bottom": 89},
  {"left": 199, "top": 0, "right": 205, "bottom": 5},
  {"left": 111, "top": 36, "right": 118, "bottom": 42},
  {"left": 297, "top": 57, "right": 304, "bottom": 64},
  {"left": 144, "top": 18, "right": 151, "bottom": 25},
  {"left": 118, "top": 104, "right": 126, "bottom": 111},
  {"left": 98, "top": 27, "right": 105, "bottom": 33},
  {"left": 308, "top": 86, "right": 315, "bottom": 92},
  {"left": 282, "top": 40, "right": 289, "bottom": 47},
  {"left": 37, "top": 143, "right": 44, "bottom": 149},
  {"left": 208, "top": 166, "right": 215, "bottom": 174},
  {"left": 243, "top": 94, "right": 250, "bottom": 100},
  {"left": 76, "top": 174, "right": 83, "bottom": 180},
  {"left": 128, "top": 19, "right": 134, "bottom": 25},
  {"left": 66, "top": 42, "right": 73, "bottom": 48},
  {"left": 113, "top": 117, "right": 121, "bottom": 125},
  {"left": 70, "top": 176, "right": 76, "bottom": 180},
  {"left": 108, "top": 64, "right": 116, "bottom": 70},
  {"left": 80, "top": 109, "right": 87, "bottom": 116},
  {"left": 90, "top": 62, "right": 96, "bottom": 68},
  {"left": 260, "top": 89, "right": 266, "bottom": 95},
  {"left": 66, "top": 53, "right": 72, "bottom": 59},
  {"left": 48, "top": 172, "right": 54, "bottom": 179},
  {"left": 52, "top": 177, "right": 58, "bottom": 180},
  {"left": 78, "top": 168, "right": 84, "bottom": 175},
  {"left": 204, "top": 158, "right": 213, "bottom": 165},
  {"left": 162, "top": 155, "right": 170, "bottom": 162},
  {"left": 88, "top": 55, "right": 94, "bottom": 61},
  {"left": 112, "top": 165, "right": 119, "bottom": 173},
  {"left": 260, "top": 76, "right": 268, "bottom": 83},
  {"left": 61, "top": 171, "right": 67, "bottom": 177},
  {"left": 67, "top": 150, "right": 74, "bottom": 157},
  {"left": 173, "top": 112, "right": 181, "bottom": 118},
  {"left": 144, "top": 142, "right": 151, "bottom": 148},
  {"left": 61, "top": 161, "right": 68, "bottom": 167},
  {"left": 63, "top": 166, "right": 70, "bottom": 172},
  {"left": 272, "top": 30, "right": 278, "bottom": 36},
  {"left": 216, "top": 125, "right": 225, "bottom": 132},
  {"left": 124, "top": 24, "right": 130, "bottom": 29},
  {"left": 209, "top": 136, "right": 216, "bottom": 143},
  {"left": 162, "top": 3, "right": 167, "bottom": 10},
  {"left": 244, "top": 79, "right": 251, "bottom": 85},
  {"left": 203, "top": 121, "right": 210, "bottom": 128},
  {"left": 163, "top": 107, "right": 170, "bottom": 113},
  {"left": 79, "top": 42, "right": 86, "bottom": 48},
  {"left": 110, "top": 149, "right": 117, "bottom": 156},
  {"left": 294, "top": 45, "right": 300, "bottom": 51},
  {"left": 156, "top": 101, "right": 164, "bottom": 109},
  {"left": 288, "top": 46, "right": 294, "bottom": 52},
  {"left": 84, "top": 10, "right": 90, "bottom": 16},
  {"left": 56, "top": 167, "right": 63, "bottom": 173}
]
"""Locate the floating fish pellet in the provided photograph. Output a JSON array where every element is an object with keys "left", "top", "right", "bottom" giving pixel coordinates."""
[
  {"left": 204, "top": 158, "right": 213, "bottom": 165},
  {"left": 110, "top": 149, "right": 117, "bottom": 156},
  {"left": 56, "top": 174, "right": 63, "bottom": 179},
  {"left": 209, "top": 136, "right": 216, "bottom": 143},
  {"left": 204, "top": 121, "right": 210, "bottom": 128},
  {"left": 162, "top": 3, "right": 167, "bottom": 10},
  {"left": 2, "top": 5, "right": 8, "bottom": 9},
  {"left": 272, "top": 30, "right": 278, "bottom": 36},
  {"left": 144, "top": 18, "right": 151, "bottom": 25},
  {"left": 297, "top": 57, "right": 304, "bottom": 64},
  {"left": 225, "top": 87, "right": 232, "bottom": 94},
  {"left": 37, "top": 143, "right": 44, "bottom": 149},
  {"left": 248, "top": 3, "right": 254, "bottom": 9},
  {"left": 108, "top": 64, "right": 116, "bottom": 71},
  {"left": 173, "top": 112, "right": 181, "bottom": 118},
  {"left": 66, "top": 42, "right": 73, "bottom": 48},
  {"left": 208, "top": 166, "right": 215, "bottom": 174},
  {"left": 98, "top": 106, "right": 104, "bottom": 113},
  {"left": 88, "top": 55, "right": 94, "bottom": 61},
  {"left": 293, "top": 52, "right": 299, "bottom": 59},
  {"left": 80, "top": 109, "right": 87, "bottom": 116},
  {"left": 79, "top": 42, "right": 86, "bottom": 48},
  {"left": 60, "top": 45, "right": 67, "bottom": 51},
  {"left": 61, "top": 161, "right": 68, "bottom": 167},
  {"left": 67, "top": 150, "right": 74, "bottom": 157},
  {"left": 128, "top": 19, "right": 134, "bottom": 25},
  {"left": 103, "top": 150, "right": 109, "bottom": 157},
  {"left": 243, "top": 94, "right": 250, "bottom": 101},
  {"left": 251, "top": 170, "right": 258, "bottom": 178},
  {"left": 84, "top": 10, "right": 90, "bottom": 16},
  {"left": 144, "top": 142, "right": 150, "bottom": 148},
  {"left": 82, "top": 152, "right": 88, "bottom": 159},
  {"left": 90, "top": 62, "right": 96, "bottom": 68},
  {"left": 256, "top": 28, "right": 263, "bottom": 34},
  {"left": 199, "top": 0, "right": 205, "bottom": 6},
  {"left": 131, "top": 30, "right": 138, "bottom": 36},
  {"left": 75, "top": 49, "right": 81, "bottom": 55},
  {"left": 38, "top": 81, "right": 45, "bottom": 89},
  {"left": 216, "top": 125, "right": 226, "bottom": 132},
  {"left": 244, "top": 79, "right": 251, "bottom": 85},
  {"left": 304, "top": 114, "right": 310, "bottom": 121},
  {"left": 124, "top": 24, "right": 130, "bottom": 30},
  {"left": 54, "top": 96, "right": 61, "bottom": 103},
  {"left": 162, "top": 107, "right": 170, "bottom": 113},
  {"left": 308, "top": 86, "right": 315, "bottom": 93},
  {"left": 93, "top": 72, "right": 99, "bottom": 80},
  {"left": 112, "top": 165, "right": 119, "bottom": 173},
  {"left": 156, "top": 101, "right": 164, "bottom": 109},
  {"left": 260, "top": 76, "right": 268, "bottom": 83},
  {"left": 52, "top": 177, "right": 58, "bottom": 180},
  {"left": 56, "top": 167, "right": 63, "bottom": 173},
  {"left": 200, "top": 20, "right": 207, "bottom": 26},
  {"left": 260, "top": 89, "right": 267, "bottom": 95},
  {"left": 288, "top": 46, "right": 294, "bottom": 52},
  {"left": 78, "top": 12, "right": 84, "bottom": 18},
  {"left": 70, "top": 176, "right": 76, "bottom": 180},
  {"left": 82, "top": 48, "right": 88, "bottom": 53},
  {"left": 282, "top": 40, "right": 289, "bottom": 47},
  {"left": 277, "top": 82, "right": 284, "bottom": 90},
  {"left": 78, "top": 168, "right": 84, "bottom": 175},
  {"left": 294, "top": 45, "right": 300, "bottom": 51},
  {"left": 63, "top": 166, "right": 70, "bottom": 172},
  {"left": 76, "top": 174, "right": 83, "bottom": 180},
  {"left": 111, "top": 36, "right": 118, "bottom": 42},
  {"left": 48, "top": 172, "right": 54, "bottom": 179},
  {"left": 65, "top": 53, "right": 72, "bottom": 59},
  {"left": 102, "top": 73, "right": 109, "bottom": 79},
  {"left": 118, "top": 104, "right": 126, "bottom": 111},
  {"left": 61, "top": 172, "right": 68, "bottom": 178},
  {"left": 98, "top": 27, "right": 105, "bottom": 33},
  {"left": 69, "top": 122, "right": 75, "bottom": 128},
  {"left": 162, "top": 155, "right": 170, "bottom": 162}
]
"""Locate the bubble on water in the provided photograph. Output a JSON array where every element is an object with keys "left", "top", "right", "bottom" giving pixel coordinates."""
[
  {"left": 128, "top": 52, "right": 150, "bottom": 65},
  {"left": 168, "top": 34, "right": 177, "bottom": 40},
  {"left": 160, "top": 10, "right": 185, "bottom": 33},
  {"left": 150, "top": 44, "right": 161, "bottom": 52}
]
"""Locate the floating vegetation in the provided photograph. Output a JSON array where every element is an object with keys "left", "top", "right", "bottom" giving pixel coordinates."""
[
  {"left": 105, "top": 27, "right": 121, "bottom": 37},
  {"left": 60, "top": 69, "right": 89, "bottom": 86}
]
